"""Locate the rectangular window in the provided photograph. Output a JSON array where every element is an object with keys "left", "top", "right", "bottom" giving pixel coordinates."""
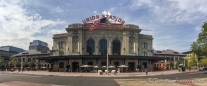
[
  {"left": 142, "top": 52, "right": 147, "bottom": 56},
  {"left": 59, "top": 42, "right": 64, "bottom": 48},
  {"left": 142, "top": 43, "right": 147, "bottom": 48},
  {"left": 59, "top": 52, "right": 64, "bottom": 56}
]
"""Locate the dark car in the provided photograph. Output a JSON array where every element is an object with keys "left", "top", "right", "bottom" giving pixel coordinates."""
[{"left": 199, "top": 67, "right": 207, "bottom": 71}]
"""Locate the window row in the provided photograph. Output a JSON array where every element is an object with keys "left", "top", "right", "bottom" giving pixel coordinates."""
[{"left": 87, "top": 39, "right": 121, "bottom": 55}]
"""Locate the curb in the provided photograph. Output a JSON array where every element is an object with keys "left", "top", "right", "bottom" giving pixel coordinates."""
[{"left": 3, "top": 73, "right": 181, "bottom": 78}]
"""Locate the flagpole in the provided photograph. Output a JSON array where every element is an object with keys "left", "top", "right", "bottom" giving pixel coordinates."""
[{"left": 106, "top": 12, "right": 109, "bottom": 76}]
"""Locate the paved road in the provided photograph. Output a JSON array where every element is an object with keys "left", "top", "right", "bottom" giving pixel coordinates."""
[{"left": 0, "top": 71, "right": 207, "bottom": 86}]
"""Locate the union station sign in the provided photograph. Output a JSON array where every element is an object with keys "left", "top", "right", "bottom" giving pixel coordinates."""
[{"left": 82, "top": 14, "right": 125, "bottom": 28}]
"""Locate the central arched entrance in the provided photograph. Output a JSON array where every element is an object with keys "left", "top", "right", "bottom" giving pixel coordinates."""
[
  {"left": 128, "top": 62, "right": 135, "bottom": 72},
  {"left": 72, "top": 62, "right": 79, "bottom": 72},
  {"left": 112, "top": 40, "right": 121, "bottom": 55}
]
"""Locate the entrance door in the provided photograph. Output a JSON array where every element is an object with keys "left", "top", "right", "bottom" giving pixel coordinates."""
[
  {"left": 72, "top": 62, "right": 79, "bottom": 72},
  {"left": 128, "top": 62, "right": 135, "bottom": 72},
  {"left": 114, "top": 62, "right": 119, "bottom": 69}
]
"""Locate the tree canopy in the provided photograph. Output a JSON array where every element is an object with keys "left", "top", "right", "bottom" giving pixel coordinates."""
[
  {"left": 0, "top": 56, "right": 4, "bottom": 66},
  {"left": 176, "top": 60, "right": 183, "bottom": 67},
  {"left": 8, "top": 56, "right": 18, "bottom": 67},
  {"left": 191, "top": 22, "right": 207, "bottom": 57},
  {"left": 199, "top": 56, "right": 207, "bottom": 66},
  {"left": 189, "top": 53, "right": 198, "bottom": 66}
]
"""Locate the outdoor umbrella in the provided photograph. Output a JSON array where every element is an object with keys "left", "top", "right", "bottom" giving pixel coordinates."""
[
  {"left": 118, "top": 65, "right": 129, "bottom": 72},
  {"left": 80, "top": 65, "right": 93, "bottom": 68},
  {"left": 102, "top": 66, "right": 106, "bottom": 68},
  {"left": 109, "top": 66, "right": 115, "bottom": 68},
  {"left": 93, "top": 66, "right": 99, "bottom": 72}
]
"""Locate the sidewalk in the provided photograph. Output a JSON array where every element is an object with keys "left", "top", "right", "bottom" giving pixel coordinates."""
[{"left": 2, "top": 70, "right": 198, "bottom": 77}]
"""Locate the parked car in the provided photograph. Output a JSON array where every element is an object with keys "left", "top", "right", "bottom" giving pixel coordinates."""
[{"left": 199, "top": 67, "right": 207, "bottom": 71}]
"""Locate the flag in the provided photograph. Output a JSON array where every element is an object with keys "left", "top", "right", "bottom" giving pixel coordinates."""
[{"left": 90, "top": 18, "right": 107, "bottom": 31}]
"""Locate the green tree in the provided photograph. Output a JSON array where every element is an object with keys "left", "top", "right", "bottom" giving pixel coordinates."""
[
  {"left": 8, "top": 56, "right": 18, "bottom": 67},
  {"left": 169, "top": 62, "right": 174, "bottom": 68},
  {"left": 189, "top": 53, "right": 198, "bottom": 66},
  {"left": 176, "top": 60, "right": 183, "bottom": 67},
  {"left": 35, "top": 62, "right": 41, "bottom": 69},
  {"left": 184, "top": 59, "right": 189, "bottom": 67},
  {"left": 29, "top": 61, "right": 36, "bottom": 70},
  {"left": 23, "top": 62, "right": 29, "bottom": 68},
  {"left": 191, "top": 22, "right": 207, "bottom": 57},
  {"left": 0, "top": 56, "right": 5, "bottom": 67},
  {"left": 16, "top": 62, "right": 21, "bottom": 67},
  {"left": 199, "top": 56, "right": 207, "bottom": 66}
]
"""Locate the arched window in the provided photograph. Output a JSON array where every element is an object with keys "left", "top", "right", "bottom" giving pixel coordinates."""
[
  {"left": 142, "top": 62, "right": 147, "bottom": 68},
  {"left": 28, "top": 58, "right": 30, "bottom": 62},
  {"left": 23, "top": 58, "right": 25, "bottom": 62},
  {"left": 112, "top": 40, "right": 121, "bottom": 55},
  {"left": 59, "top": 62, "right": 64, "bottom": 68},
  {"left": 99, "top": 39, "right": 107, "bottom": 55},
  {"left": 87, "top": 39, "right": 95, "bottom": 55}
]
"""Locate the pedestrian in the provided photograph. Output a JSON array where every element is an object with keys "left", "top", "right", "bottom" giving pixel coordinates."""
[
  {"left": 18, "top": 68, "right": 20, "bottom": 72},
  {"left": 11, "top": 67, "right": 13, "bottom": 72},
  {"left": 145, "top": 70, "right": 148, "bottom": 75},
  {"left": 118, "top": 68, "right": 120, "bottom": 74}
]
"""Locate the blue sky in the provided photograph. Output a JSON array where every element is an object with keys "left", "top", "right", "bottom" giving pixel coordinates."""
[{"left": 0, "top": 0, "right": 207, "bottom": 52}]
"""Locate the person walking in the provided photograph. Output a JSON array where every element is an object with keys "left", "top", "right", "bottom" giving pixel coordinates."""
[
  {"left": 18, "top": 68, "right": 20, "bottom": 72},
  {"left": 118, "top": 68, "right": 120, "bottom": 74},
  {"left": 145, "top": 70, "right": 148, "bottom": 75}
]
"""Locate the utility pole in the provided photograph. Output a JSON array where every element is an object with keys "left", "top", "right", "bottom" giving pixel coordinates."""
[
  {"left": 106, "top": 11, "right": 109, "bottom": 76},
  {"left": 21, "top": 56, "right": 23, "bottom": 73}
]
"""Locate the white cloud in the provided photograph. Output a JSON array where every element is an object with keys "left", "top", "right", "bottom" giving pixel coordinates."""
[
  {"left": 0, "top": 0, "right": 65, "bottom": 50},
  {"left": 53, "top": 6, "right": 64, "bottom": 13},
  {"left": 93, "top": 11, "right": 97, "bottom": 14},
  {"left": 130, "top": 0, "right": 207, "bottom": 23},
  {"left": 102, "top": 11, "right": 111, "bottom": 15}
]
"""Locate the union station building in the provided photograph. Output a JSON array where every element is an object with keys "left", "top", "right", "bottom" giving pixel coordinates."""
[{"left": 40, "top": 14, "right": 168, "bottom": 72}]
